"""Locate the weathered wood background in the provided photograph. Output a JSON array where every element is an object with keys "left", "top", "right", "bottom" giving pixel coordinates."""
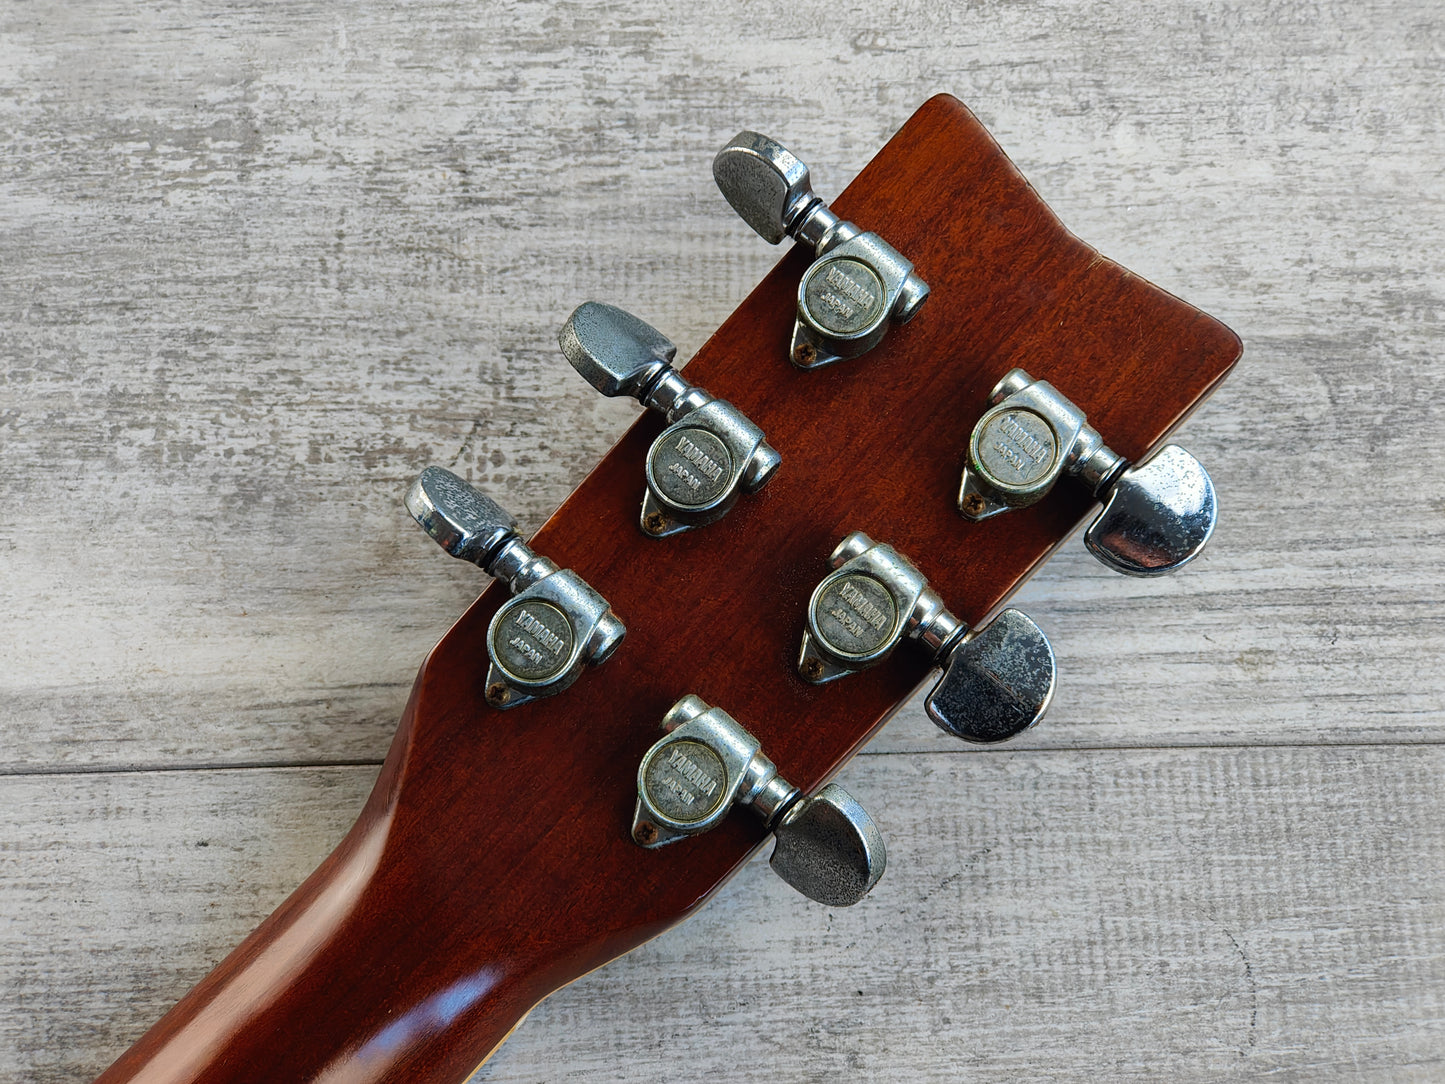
[{"left": 1, "top": 1, "right": 1441, "bottom": 1080}]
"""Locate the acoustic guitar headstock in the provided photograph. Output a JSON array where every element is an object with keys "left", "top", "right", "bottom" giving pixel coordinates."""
[
  {"left": 397, "top": 88, "right": 1237, "bottom": 1057},
  {"left": 98, "top": 94, "right": 1240, "bottom": 1084}
]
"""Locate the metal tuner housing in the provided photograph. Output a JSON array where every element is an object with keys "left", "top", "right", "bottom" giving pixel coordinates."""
[
  {"left": 405, "top": 467, "right": 625, "bottom": 709},
  {"left": 799, "top": 531, "right": 1056, "bottom": 744},
  {"left": 559, "top": 301, "right": 781, "bottom": 538},
  {"left": 631, "top": 695, "right": 886, "bottom": 907},
  {"left": 712, "top": 131, "right": 929, "bottom": 370},
  {"left": 959, "top": 368, "right": 1218, "bottom": 576}
]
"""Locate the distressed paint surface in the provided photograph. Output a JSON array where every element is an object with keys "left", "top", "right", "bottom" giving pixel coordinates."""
[{"left": 0, "top": 0, "right": 1441, "bottom": 1080}]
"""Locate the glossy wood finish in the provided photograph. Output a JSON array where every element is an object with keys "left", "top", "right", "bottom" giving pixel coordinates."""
[{"left": 96, "top": 94, "right": 1240, "bottom": 1084}]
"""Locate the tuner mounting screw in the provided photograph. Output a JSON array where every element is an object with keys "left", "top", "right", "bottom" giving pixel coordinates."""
[
  {"left": 631, "top": 695, "right": 886, "bottom": 907},
  {"left": 633, "top": 821, "right": 659, "bottom": 846},
  {"left": 797, "top": 531, "right": 1056, "bottom": 744},
  {"left": 958, "top": 368, "right": 1217, "bottom": 576},
  {"left": 713, "top": 130, "right": 929, "bottom": 369},
  {"left": 405, "top": 467, "right": 626, "bottom": 709},
  {"left": 560, "top": 302, "right": 781, "bottom": 538}
]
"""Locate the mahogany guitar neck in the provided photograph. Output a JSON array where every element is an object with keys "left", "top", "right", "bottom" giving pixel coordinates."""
[{"left": 97, "top": 94, "right": 1240, "bottom": 1084}]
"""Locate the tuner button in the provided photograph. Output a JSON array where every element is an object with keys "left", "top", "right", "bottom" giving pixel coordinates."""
[
  {"left": 631, "top": 698, "right": 888, "bottom": 907},
  {"left": 406, "top": 466, "right": 518, "bottom": 567},
  {"left": 1084, "top": 445, "right": 1217, "bottom": 576},
  {"left": 925, "top": 608, "right": 1056, "bottom": 743},
  {"left": 406, "top": 467, "right": 625, "bottom": 709},
  {"left": 560, "top": 303, "right": 780, "bottom": 538},
  {"left": 959, "top": 372, "right": 1218, "bottom": 576},
  {"left": 712, "top": 131, "right": 815, "bottom": 244},
  {"left": 800, "top": 535, "right": 1056, "bottom": 744},
  {"left": 712, "top": 131, "right": 928, "bottom": 370},
  {"left": 558, "top": 301, "right": 678, "bottom": 400},
  {"left": 770, "top": 783, "right": 886, "bottom": 907}
]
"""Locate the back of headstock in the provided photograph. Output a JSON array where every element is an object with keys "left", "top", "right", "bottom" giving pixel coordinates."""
[{"left": 98, "top": 94, "right": 1239, "bottom": 1084}]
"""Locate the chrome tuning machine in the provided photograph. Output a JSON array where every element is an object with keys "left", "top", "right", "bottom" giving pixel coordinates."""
[
  {"left": 405, "top": 467, "right": 625, "bottom": 709},
  {"left": 632, "top": 695, "right": 886, "bottom": 908},
  {"left": 713, "top": 131, "right": 929, "bottom": 369},
  {"left": 959, "top": 368, "right": 1218, "bottom": 576},
  {"left": 559, "top": 302, "right": 781, "bottom": 538},
  {"left": 799, "top": 532, "right": 1056, "bottom": 744}
]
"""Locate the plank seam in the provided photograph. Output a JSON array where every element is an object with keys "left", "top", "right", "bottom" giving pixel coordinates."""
[{"left": 4, "top": 739, "right": 1442, "bottom": 779}]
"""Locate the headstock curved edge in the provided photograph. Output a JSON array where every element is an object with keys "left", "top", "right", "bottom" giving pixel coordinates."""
[{"left": 97, "top": 94, "right": 1241, "bottom": 1084}]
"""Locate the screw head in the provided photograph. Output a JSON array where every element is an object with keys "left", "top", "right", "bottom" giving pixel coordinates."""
[
  {"left": 961, "top": 492, "right": 987, "bottom": 517},
  {"left": 793, "top": 342, "right": 817, "bottom": 367},
  {"left": 634, "top": 821, "right": 659, "bottom": 845},
  {"left": 486, "top": 682, "right": 510, "bottom": 706},
  {"left": 801, "top": 657, "right": 825, "bottom": 682}
]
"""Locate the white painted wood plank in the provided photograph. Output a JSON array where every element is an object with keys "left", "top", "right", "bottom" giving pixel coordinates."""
[
  {"left": 0, "top": 765, "right": 376, "bottom": 1082},
  {"left": 3, "top": 747, "right": 1441, "bottom": 1082},
  {"left": 1, "top": 0, "right": 1443, "bottom": 1080},
  {"left": 484, "top": 748, "right": 1445, "bottom": 1081},
  {"left": 1, "top": 0, "right": 1442, "bottom": 769}
]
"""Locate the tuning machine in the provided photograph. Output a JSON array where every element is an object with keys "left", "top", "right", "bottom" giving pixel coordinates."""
[
  {"left": 559, "top": 302, "right": 780, "bottom": 538},
  {"left": 713, "top": 131, "right": 929, "bottom": 369},
  {"left": 406, "top": 467, "right": 625, "bottom": 709},
  {"left": 631, "top": 694, "right": 885, "bottom": 907},
  {"left": 799, "top": 532, "right": 1055, "bottom": 744},
  {"left": 959, "top": 368, "right": 1218, "bottom": 576}
]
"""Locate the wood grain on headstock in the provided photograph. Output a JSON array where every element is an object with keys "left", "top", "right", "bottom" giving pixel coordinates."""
[{"left": 98, "top": 94, "right": 1240, "bottom": 1084}]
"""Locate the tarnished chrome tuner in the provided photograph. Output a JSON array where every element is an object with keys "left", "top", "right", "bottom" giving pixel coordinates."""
[
  {"left": 959, "top": 368, "right": 1218, "bottom": 576},
  {"left": 713, "top": 131, "right": 930, "bottom": 369},
  {"left": 405, "top": 467, "right": 625, "bottom": 709},
  {"left": 560, "top": 301, "right": 781, "bottom": 538},
  {"left": 799, "top": 532, "right": 1056, "bottom": 743},
  {"left": 632, "top": 694, "right": 886, "bottom": 907}
]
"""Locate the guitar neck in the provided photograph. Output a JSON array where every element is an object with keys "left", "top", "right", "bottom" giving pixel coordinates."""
[
  {"left": 96, "top": 688, "right": 543, "bottom": 1084},
  {"left": 97, "top": 95, "right": 1240, "bottom": 1084}
]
